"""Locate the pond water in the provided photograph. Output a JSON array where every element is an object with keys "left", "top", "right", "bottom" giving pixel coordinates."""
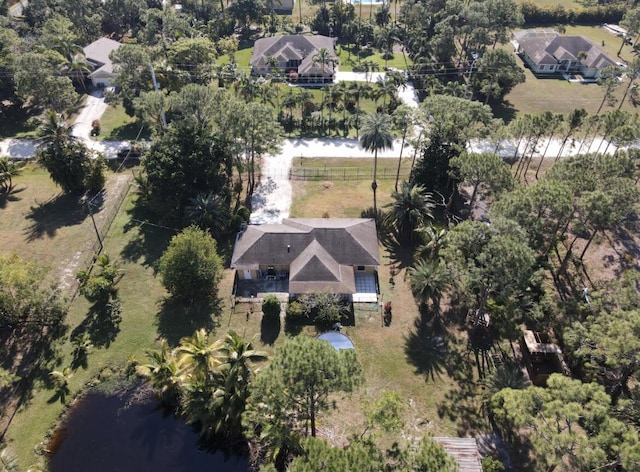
[{"left": 48, "top": 391, "right": 249, "bottom": 472}]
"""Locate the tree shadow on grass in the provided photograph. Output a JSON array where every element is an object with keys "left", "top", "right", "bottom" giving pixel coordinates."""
[
  {"left": 0, "top": 186, "right": 25, "bottom": 209},
  {"left": 70, "top": 300, "right": 122, "bottom": 350},
  {"left": 121, "top": 203, "right": 175, "bottom": 269},
  {"left": 403, "top": 312, "right": 450, "bottom": 382},
  {"left": 436, "top": 322, "right": 497, "bottom": 436},
  {"left": 382, "top": 235, "right": 418, "bottom": 274},
  {"left": 490, "top": 99, "right": 517, "bottom": 125},
  {"left": 105, "top": 123, "right": 151, "bottom": 141},
  {"left": 260, "top": 315, "right": 281, "bottom": 346},
  {"left": 156, "top": 297, "right": 222, "bottom": 346},
  {"left": 23, "top": 193, "right": 88, "bottom": 242},
  {"left": 0, "top": 322, "right": 67, "bottom": 410}
]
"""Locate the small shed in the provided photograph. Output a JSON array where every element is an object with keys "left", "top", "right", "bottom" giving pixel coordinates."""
[{"left": 520, "top": 329, "right": 566, "bottom": 386}]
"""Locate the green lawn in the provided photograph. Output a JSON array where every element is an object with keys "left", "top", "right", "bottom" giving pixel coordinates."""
[
  {"left": 0, "top": 164, "right": 111, "bottom": 287},
  {"left": 98, "top": 103, "right": 150, "bottom": 141}
]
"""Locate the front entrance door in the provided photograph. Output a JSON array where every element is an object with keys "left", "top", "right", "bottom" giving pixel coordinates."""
[{"left": 243, "top": 269, "right": 252, "bottom": 280}]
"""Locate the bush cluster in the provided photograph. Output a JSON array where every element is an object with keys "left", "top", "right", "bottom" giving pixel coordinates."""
[{"left": 521, "top": 2, "right": 625, "bottom": 26}]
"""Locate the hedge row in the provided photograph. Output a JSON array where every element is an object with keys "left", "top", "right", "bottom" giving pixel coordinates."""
[{"left": 521, "top": 2, "right": 626, "bottom": 26}]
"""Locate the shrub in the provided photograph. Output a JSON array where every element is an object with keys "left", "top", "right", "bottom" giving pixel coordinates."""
[
  {"left": 297, "top": 293, "right": 347, "bottom": 328},
  {"left": 76, "top": 254, "right": 119, "bottom": 304},
  {"left": 262, "top": 295, "right": 281, "bottom": 319},
  {"left": 236, "top": 206, "right": 251, "bottom": 222},
  {"left": 158, "top": 226, "right": 224, "bottom": 303},
  {"left": 285, "top": 300, "right": 306, "bottom": 322}
]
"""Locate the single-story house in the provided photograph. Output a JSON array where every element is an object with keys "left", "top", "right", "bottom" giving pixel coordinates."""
[
  {"left": 231, "top": 218, "right": 380, "bottom": 301},
  {"left": 83, "top": 38, "right": 121, "bottom": 88},
  {"left": 250, "top": 34, "right": 337, "bottom": 84},
  {"left": 512, "top": 30, "right": 617, "bottom": 79}
]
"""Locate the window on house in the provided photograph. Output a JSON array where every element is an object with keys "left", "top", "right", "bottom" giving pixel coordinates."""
[{"left": 357, "top": 266, "right": 365, "bottom": 271}]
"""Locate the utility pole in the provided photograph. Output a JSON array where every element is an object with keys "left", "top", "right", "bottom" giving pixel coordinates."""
[
  {"left": 463, "top": 52, "right": 479, "bottom": 100},
  {"left": 149, "top": 63, "right": 167, "bottom": 129},
  {"left": 86, "top": 199, "right": 103, "bottom": 252}
]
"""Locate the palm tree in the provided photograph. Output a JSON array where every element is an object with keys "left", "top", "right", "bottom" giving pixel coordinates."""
[
  {"left": 185, "top": 192, "right": 231, "bottom": 238},
  {"left": 49, "top": 367, "right": 73, "bottom": 403},
  {"left": 0, "top": 447, "right": 19, "bottom": 472},
  {"left": 67, "top": 54, "right": 91, "bottom": 90},
  {"left": 348, "top": 82, "right": 372, "bottom": 137},
  {"left": 36, "top": 110, "right": 78, "bottom": 154},
  {"left": 312, "top": 47, "right": 336, "bottom": 84},
  {"left": 210, "top": 331, "right": 267, "bottom": 438},
  {"left": 175, "top": 329, "right": 223, "bottom": 382},
  {"left": 392, "top": 106, "right": 413, "bottom": 192},
  {"left": 0, "top": 157, "right": 25, "bottom": 195},
  {"left": 481, "top": 363, "right": 528, "bottom": 416},
  {"left": 359, "top": 113, "right": 395, "bottom": 216},
  {"left": 408, "top": 259, "right": 449, "bottom": 314},
  {"left": 282, "top": 87, "right": 298, "bottom": 121},
  {"left": 324, "top": 85, "right": 342, "bottom": 128},
  {"left": 416, "top": 224, "right": 447, "bottom": 260},
  {"left": 385, "top": 181, "right": 435, "bottom": 242},
  {"left": 374, "top": 76, "right": 397, "bottom": 110},
  {"left": 136, "top": 339, "right": 184, "bottom": 407}
]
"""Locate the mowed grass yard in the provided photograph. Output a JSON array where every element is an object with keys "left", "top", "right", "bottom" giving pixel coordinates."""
[
  {"left": 3, "top": 157, "right": 478, "bottom": 468},
  {"left": 0, "top": 165, "right": 116, "bottom": 288}
]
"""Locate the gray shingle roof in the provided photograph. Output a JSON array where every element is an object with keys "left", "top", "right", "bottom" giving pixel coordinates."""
[
  {"left": 83, "top": 38, "right": 121, "bottom": 77},
  {"left": 250, "top": 34, "right": 336, "bottom": 73},
  {"left": 516, "top": 31, "right": 616, "bottom": 69},
  {"left": 231, "top": 218, "right": 379, "bottom": 293}
]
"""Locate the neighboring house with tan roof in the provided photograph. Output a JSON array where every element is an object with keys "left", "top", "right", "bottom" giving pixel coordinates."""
[
  {"left": 250, "top": 34, "right": 337, "bottom": 84},
  {"left": 231, "top": 218, "right": 380, "bottom": 301},
  {"left": 512, "top": 30, "right": 617, "bottom": 79},
  {"left": 83, "top": 38, "right": 121, "bottom": 88}
]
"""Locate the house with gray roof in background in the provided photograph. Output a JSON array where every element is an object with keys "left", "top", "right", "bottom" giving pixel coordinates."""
[
  {"left": 250, "top": 34, "right": 337, "bottom": 84},
  {"left": 83, "top": 38, "right": 121, "bottom": 88},
  {"left": 231, "top": 218, "right": 380, "bottom": 301},
  {"left": 512, "top": 30, "right": 617, "bottom": 79}
]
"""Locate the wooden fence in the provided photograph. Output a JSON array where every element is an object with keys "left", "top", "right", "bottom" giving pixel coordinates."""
[{"left": 289, "top": 167, "right": 412, "bottom": 181}]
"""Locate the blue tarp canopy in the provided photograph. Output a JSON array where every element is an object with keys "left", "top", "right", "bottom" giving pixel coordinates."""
[{"left": 318, "top": 331, "right": 355, "bottom": 350}]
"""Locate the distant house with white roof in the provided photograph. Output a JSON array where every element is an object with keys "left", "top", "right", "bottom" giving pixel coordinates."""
[{"left": 83, "top": 38, "right": 121, "bottom": 88}]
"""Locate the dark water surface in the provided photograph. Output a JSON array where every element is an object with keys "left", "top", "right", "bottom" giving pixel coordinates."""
[{"left": 48, "top": 392, "right": 248, "bottom": 472}]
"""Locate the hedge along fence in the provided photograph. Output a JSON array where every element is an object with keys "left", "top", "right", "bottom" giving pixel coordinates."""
[
  {"left": 520, "top": 2, "right": 625, "bottom": 26},
  {"left": 289, "top": 166, "right": 412, "bottom": 181}
]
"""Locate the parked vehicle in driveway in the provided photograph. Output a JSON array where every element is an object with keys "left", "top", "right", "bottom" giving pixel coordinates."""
[{"left": 116, "top": 147, "right": 143, "bottom": 159}]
